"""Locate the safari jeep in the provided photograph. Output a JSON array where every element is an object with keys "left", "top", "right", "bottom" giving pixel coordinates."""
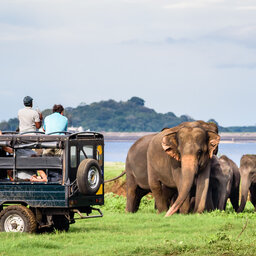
[{"left": 0, "top": 131, "right": 104, "bottom": 232}]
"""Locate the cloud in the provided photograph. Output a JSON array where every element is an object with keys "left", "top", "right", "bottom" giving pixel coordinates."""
[
  {"left": 163, "top": 0, "right": 225, "bottom": 9},
  {"left": 119, "top": 37, "right": 191, "bottom": 46}
]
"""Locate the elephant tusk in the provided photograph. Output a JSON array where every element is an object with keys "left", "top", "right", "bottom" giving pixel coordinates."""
[{"left": 165, "top": 202, "right": 182, "bottom": 217}]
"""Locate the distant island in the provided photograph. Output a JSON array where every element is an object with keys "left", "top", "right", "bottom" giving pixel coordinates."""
[{"left": 1, "top": 96, "right": 256, "bottom": 132}]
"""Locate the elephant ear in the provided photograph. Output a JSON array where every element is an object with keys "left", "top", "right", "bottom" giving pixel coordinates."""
[
  {"left": 207, "top": 131, "right": 220, "bottom": 158},
  {"left": 162, "top": 133, "right": 180, "bottom": 161}
]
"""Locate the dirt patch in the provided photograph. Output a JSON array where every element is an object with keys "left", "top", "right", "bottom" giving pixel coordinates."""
[{"left": 105, "top": 180, "right": 126, "bottom": 197}]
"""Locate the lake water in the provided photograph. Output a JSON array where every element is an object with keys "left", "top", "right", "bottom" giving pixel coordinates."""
[{"left": 104, "top": 141, "right": 256, "bottom": 166}]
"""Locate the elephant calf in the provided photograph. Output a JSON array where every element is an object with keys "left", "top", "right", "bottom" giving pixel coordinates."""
[
  {"left": 207, "top": 155, "right": 240, "bottom": 211},
  {"left": 238, "top": 154, "right": 256, "bottom": 212}
]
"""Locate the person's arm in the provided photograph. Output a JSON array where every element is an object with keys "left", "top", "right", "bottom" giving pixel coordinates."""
[
  {"left": 30, "top": 170, "right": 47, "bottom": 182},
  {"left": 3, "top": 146, "right": 13, "bottom": 154},
  {"left": 38, "top": 170, "right": 47, "bottom": 182},
  {"left": 35, "top": 122, "right": 41, "bottom": 129},
  {"left": 7, "top": 170, "right": 14, "bottom": 181}
]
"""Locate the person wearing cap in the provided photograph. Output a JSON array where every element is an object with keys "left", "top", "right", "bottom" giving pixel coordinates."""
[{"left": 18, "top": 96, "right": 42, "bottom": 134}]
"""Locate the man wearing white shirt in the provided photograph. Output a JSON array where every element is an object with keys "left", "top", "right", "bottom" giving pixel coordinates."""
[{"left": 18, "top": 96, "right": 42, "bottom": 133}]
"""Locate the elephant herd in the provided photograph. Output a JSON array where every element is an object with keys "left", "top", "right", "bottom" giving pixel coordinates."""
[{"left": 125, "top": 120, "right": 256, "bottom": 216}]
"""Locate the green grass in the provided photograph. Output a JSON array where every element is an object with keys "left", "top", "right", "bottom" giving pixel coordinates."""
[
  {"left": 104, "top": 162, "right": 125, "bottom": 181},
  {"left": 0, "top": 162, "right": 256, "bottom": 256}
]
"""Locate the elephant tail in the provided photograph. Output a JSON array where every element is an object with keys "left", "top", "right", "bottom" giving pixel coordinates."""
[{"left": 104, "top": 170, "right": 126, "bottom": 183}]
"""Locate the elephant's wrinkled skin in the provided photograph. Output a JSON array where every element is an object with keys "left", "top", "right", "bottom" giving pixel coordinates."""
[
  {"left": 148, "top": 121, "right": 220, "bottom": 216},
  {"left": 238, "top": 154, "right": 256, "bottom": 212},
  {"left": 207, "top": 155, "right": 240, "bottom": 211}
]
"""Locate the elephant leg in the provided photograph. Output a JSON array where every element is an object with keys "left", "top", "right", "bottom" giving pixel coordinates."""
[
  {"left": 205, "top": 186, "right": 214, "bottom": 211},
  {"left": 230, "top": 185, "right": 240, "bottom": 212},
  {"left": 223, "top": 196, "right": 229, "bottom": 211},
  {"left": 189, "top": 197, "right": 195, "bottom": 212},
  {"left": 249, "top": 183, "right": 256, "bottom": 211},
  {"left": 194, "top": 162, "right": 211, "bottom": 213},
  {"left": 126, "top": 172, "right": 144, "bottom": 213},
  {"left": 134, "top": 186, "right": 150, "bottom": 212},
  {"left": 126, "top": 184, "right": 138, "bottom": 213},
  {"left": 162, "top": 185, "right": 177, "bottom": 209},
  {"left": 217, "top": 184, "right": 227, "bottom": 211},
  {"left": 126, "top": 184, "right": 149, "bottom": 212},
  {"left": 237, "top": 173, "right": 250, "bottom": 213},
  {"left": 149, "top": 179, "right": 168, "bottom": 213}
]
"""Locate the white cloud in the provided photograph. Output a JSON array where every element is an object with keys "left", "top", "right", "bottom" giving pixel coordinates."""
[{"left": 163, "top": 0, "right": 227, "bottom": 9}]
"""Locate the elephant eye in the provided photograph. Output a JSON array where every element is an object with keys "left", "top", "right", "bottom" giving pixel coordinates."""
[{"left": 197, "top": 150, "right": 202, "bottom": 158}]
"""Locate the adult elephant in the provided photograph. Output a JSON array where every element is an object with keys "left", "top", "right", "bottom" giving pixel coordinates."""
[
  {"left": 125, "top": 121, "right": 219, "bottom": 214},
  {"left": 207, "top": 155, "right": 240, "bottom": 211},
  {"left": 147, "top": 121, "right": 220, "bottom": 216},
  {"left": 237, "top": 154, "right": 256, "bottom": 213}
]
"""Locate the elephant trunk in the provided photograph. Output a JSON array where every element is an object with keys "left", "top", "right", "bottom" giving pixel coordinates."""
[
  {"left": 237, "top": 173, "right": 250, "bottom": 213},
  {"left": 165, "top": 155, "right": 197, "bottom": 217}
]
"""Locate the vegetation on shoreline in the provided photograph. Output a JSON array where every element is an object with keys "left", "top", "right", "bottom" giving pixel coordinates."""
[{"left": 1, "top": 96, "right": 256, "bottom": 132}]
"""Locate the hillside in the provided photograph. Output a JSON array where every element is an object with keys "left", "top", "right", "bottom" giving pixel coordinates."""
[{"left": 0, "top": 96, "right": 255, "bottom": 132}]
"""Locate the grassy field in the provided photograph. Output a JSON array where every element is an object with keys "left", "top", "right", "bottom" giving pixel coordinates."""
[
  {"left": 104, "top": 162, "right": 125, "bottom": 181},
  {"left": 0, "top": 162, "right": 256, "bottom": 256}
]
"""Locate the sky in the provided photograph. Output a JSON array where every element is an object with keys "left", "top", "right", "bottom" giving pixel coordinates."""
[{"left": 0, "top": 0, "right": 256, "bottom": 127}]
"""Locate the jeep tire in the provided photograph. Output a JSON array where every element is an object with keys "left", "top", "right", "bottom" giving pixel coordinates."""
[
  {"left": 77, "top": 159, "right": 102, "bottom": 195},
  {"left": 0, "top": 205, "right": 37, "bottom": 233}
]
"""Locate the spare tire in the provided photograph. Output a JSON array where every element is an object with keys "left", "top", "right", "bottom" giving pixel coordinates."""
[{"left": 77, "top": 159, "right": 102, "bottom": 195}]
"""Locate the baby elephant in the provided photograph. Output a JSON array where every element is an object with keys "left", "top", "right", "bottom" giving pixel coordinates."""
[
  {"left": 238, "top": 154, "right": 256, "bottom": 212},
  {"left": 207, "top": 155, "right": 240, "bottom": 211}
]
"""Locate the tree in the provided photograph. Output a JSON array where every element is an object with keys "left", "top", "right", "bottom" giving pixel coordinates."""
[{"left": 128, "top": 97, "right": 145, "bottom": 106}]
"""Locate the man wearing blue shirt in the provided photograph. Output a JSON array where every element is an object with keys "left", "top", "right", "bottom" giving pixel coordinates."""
[
  {"left": 42, "top": 104, "right": 68, "bottom": 160},
  {"left": 43, "top": 104, "right": 68, "bottom": 134}
]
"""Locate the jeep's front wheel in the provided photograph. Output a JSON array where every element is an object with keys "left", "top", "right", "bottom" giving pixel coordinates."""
[
  {"left": 77, "top": 159, "right": 102, "bottom": 195},
  {"left": 0, "top": 205, "right": 37, "bottom": 233}
]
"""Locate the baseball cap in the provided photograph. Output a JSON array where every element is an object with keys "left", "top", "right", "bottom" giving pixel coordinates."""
[{"left": 23, "top": 96, "right": 33, "bottom": 106}]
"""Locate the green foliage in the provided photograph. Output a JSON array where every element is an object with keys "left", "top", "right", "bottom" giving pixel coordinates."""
[
  {"left": 0, "top": 121, "right": 10, "bottom": 131},
  {"left": 66, "top": 97, "right": 196, "bottom": 132},
  {"left": 128, "top": 96, "right": 145, "bottom": 106},
  {"left": 102, "top": 193, "right": 126, "bottom": 212}
]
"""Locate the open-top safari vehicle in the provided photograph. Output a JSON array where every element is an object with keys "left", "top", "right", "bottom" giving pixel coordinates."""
[{"left": 0, "top": 131, "right": 104, "bottom": 232}]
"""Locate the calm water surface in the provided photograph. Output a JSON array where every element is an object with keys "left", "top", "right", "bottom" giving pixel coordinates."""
[{"left": 105, "top": 141, "right": 256, "bottom": 166}]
